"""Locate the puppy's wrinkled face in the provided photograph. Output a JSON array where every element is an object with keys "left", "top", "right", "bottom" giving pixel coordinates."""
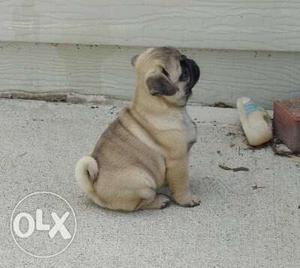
[{"left": 132, "top": 47, "right": 200, "bottom": 106}]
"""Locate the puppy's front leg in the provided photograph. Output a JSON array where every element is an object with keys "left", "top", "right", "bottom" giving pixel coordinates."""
[{"left": 166, "top": 158, "right": 201, "bottom": 207}]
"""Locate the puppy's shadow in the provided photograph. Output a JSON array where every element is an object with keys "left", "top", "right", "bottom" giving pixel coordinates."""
[{"left": 157, "top": 186, "right": 171, "bottom": 196}]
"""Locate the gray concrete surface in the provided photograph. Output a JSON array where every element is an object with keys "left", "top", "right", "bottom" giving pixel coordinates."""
[{"left": 0, "top": 99, "right": 299, "bottom": 267}]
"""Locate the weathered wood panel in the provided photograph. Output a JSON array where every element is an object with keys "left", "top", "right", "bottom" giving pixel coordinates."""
[
  {"left": 0, "top": 1, "right": 300, "bottom": 51},
  {"left": 0, "top": 42, "right": 299, "bottom": 108}
]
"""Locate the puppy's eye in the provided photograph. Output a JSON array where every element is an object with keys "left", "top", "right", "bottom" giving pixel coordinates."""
[
  {"left": 162, "top": 68, "right": 169, "bottom": 77},
  {"left": 179, "top": 63, "right": 189, "bottom": 81}
]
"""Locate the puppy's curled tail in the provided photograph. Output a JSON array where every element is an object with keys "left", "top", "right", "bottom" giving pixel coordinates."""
[{"left": 75, "top": 156, "right": 105, "bottom": 207}]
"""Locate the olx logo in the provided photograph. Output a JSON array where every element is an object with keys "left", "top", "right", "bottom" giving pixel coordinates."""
[
  {"left": 10, "top": 192, "right": 76, "bottom": 258},
  {"left": 13, "top": 209, "right": 71, "bottom": 239}
]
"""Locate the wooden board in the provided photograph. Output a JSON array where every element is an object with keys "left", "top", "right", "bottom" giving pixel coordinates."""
[
  {"left": 0, "top": 1, "right": 300, "bottom": 51},
  {"left": 0, "top": 42, "right": 299, "bottom": 108}
]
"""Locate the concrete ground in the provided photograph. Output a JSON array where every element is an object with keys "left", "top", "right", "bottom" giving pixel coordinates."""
[{"left": 0, "top": 98, "right": 299, "bottom": 267}]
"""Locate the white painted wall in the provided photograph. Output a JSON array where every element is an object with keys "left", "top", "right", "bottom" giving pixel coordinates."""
[
  {"left": 0, "top": 1, "right": 299, "bottom": 107},
  {"left": 0, "top": 42, "right": 299, "bottom": 108},
  {"left": 0, "top": 1, "right": 300, "bottom": 51}
]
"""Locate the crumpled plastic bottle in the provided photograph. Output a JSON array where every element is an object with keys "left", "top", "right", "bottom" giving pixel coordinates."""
[{"left": 237, "top": 97, "right": 273, "bottom": 146}]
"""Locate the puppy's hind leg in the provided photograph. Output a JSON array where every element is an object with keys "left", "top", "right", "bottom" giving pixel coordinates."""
[
  {"left": 112, "top": 170, "right": 170, "bottom": 211},
  {"left": 136, "top": 188, "right": 171, "bottom": 210}
]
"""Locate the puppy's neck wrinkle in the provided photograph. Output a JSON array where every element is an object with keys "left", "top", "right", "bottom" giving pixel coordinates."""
[
  {"left": 122, "top": 107, "right": 164, "bottom": 153},
  {"left": 125, "top": 107, "right": 157, "bottom": 137},
  {"left": 129, "top": 104, "right": 164, "bottom": 132}
]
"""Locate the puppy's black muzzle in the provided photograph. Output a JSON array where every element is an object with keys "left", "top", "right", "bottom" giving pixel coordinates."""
[{"left": 185, "top": 59, "right": 200, "bottom": 96}]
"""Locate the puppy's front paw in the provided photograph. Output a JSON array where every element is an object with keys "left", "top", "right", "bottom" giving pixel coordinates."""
[{"left": 174, "top": 193, "right": 201, "bottom": 207}]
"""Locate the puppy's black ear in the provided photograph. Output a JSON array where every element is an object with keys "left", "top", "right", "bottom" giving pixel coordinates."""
[
  {"left": 131, "top": 55, "right": 139, "bottom": 67},
  {"left": 146, "top": 72, "right": 178, "bottom": 96}
]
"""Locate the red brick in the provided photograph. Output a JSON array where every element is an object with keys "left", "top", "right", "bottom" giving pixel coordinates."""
[{"left": 273, "top": 99, "right": 300, "bottom": 153}]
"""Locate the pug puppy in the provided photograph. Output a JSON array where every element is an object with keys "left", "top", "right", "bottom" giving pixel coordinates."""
[{"left": 75, "top": 47, "right": 200, "bottom": 211}]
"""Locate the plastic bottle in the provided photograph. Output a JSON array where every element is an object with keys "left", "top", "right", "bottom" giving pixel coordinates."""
[{"left": 236, "top": 97, "right": 273, "bottom": 146}]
